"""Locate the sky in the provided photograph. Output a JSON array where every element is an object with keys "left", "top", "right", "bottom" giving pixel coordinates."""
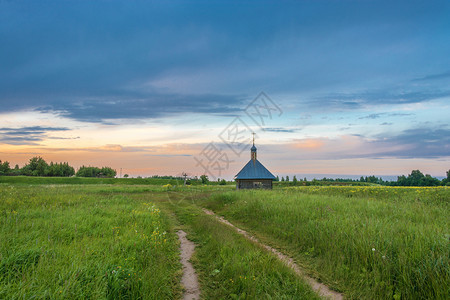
[{"left": 1, "top": 0, "right": 449, "bottom": 180}]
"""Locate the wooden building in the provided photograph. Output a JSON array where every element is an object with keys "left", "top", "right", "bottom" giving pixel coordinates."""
[{"left": 235, "top": 137, "right": 276, "bottom": 189}]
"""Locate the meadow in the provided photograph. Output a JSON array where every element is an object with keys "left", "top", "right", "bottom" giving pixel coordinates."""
[
  {"left": 0, "top": 178, "right": 448, "bottom": 299},
  {"left": 201, "top": 186, "right": 449, "bottom": 299},
  {"left": 0, "top": 185, "right": 182, "bottom": 299}
]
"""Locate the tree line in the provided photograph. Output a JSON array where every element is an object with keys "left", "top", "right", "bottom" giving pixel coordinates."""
[
  {"left": 275, "top": 170, "right": 450, "bottom": 187},
  {"left": 0, "top": 157, "right": 116, "bottom": 178}
]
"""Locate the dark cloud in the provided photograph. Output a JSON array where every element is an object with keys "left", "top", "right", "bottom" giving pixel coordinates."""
[
  {"left": 48, "top": 136, "right": 80, "bottom": 140},
  {"left": 345, "top": 128, "right": 450, "bottom": 159},
  {"left": 1, "top": 0, "right": 450, "bottom": 123},
  {"left": 0, "top": 126, "right": 71, "bottom": 145},
  {"left": 412, "top": 71, "right": 450, "bottom": 81},
  {"left": 28, "top": 93, "right": 245, "bottom": 123},
  {"left": 374, "top": 128, "right": 450, "bottom": 158},
  {"left": 285, "top": 127, "right": 450, "bottom": 160},
  {"left": 359, "top": 113, "right": 384, "bottom": 119},
  {"left": 389, "top": 112, "right": 414, "bottom": 117},
  {"left": 264, "top": 127, "right": 298, "bottom": 133},
  {"left": 359, "top": 112, "right": 414, "bottom": 120},
  {"left": 313, "top": 90, "right": 450, "bottom": 110}
]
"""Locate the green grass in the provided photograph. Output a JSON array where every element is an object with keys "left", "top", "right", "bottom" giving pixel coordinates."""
[
  {"left": 202, "top": 186, "right": 450, "bottom": 299},
  {"left": 0, "top": 176, "right": 236, "bottom": 186},
  {"left": 0, "top": 185, "right": 181, "bottom": 299},
  {"left": 2, "top": 182, "right": 448, "bottom": 299},
  {"left": 0, "top": 175, "right": 187, "bottom": 185},
  {"left": 1, "top": 183, "right": 320, "bottom": 299},
  {"left": 158, "top": 197, "right": 320, "bottom": 299}
]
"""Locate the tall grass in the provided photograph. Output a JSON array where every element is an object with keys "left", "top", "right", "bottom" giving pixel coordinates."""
[
  {"left": 0, "top": 176, "right": 185, "bottom": 185},
  {"left": 0, "top": 185, "right": 181, "bottom": 299},
  {"left": 204, "top": 186, "right": 449, "bottom": 299},
  {"left": 0, "top": 176, "right": 235, "bottom": 186},
  {"left": 159, "top": 198, "right": 320, "bottom": 299}
]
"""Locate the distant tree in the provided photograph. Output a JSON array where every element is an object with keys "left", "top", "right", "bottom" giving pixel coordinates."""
[
  {"left": 11, "top": 164, "right": 21, "bottom": 175},
  {"left": 45, "top": 162, "right": 75, "bottom": 177},
  {"left": 391, "top": 170, "right": 442, "bottom": 186},
  {"left": 275, "top": 175, "right": 279, "bottom": 181},
  {"left": 100, "top": 167, "right": 117, "bottom": 178},
  {"left": 76, "top": 166, "right": 97, "bottom": 177},
  {"left": 22, "top": 156, "right": 48, "bottom": 176},
  {"left": 123, "top": 174, "right": 129, "bottom": 178},
  {"left": 423, "top": 174, "right": 440, "bottom": 186},
  {"left": 200, "top": 174, "right": 209, "bottom": 184},
  {"left": 0, "top": 160, "right": 11, "bottom": 175},
  {"left": 293, "top": 175, "right": 298, "bottom": 185},
  {"left": 286, "top": 175, "right": 290, "bottom": 182},
  {"left": 281, "top": 177, "right": 285, "bottom": 182},
  {"left": 409, "top": 170, "right": 425, "bottom": 186},
  {"left": 443, "top": 170, "right": 450, "bottom": 185},
  {"left": 76, "top": 166, "right": 115, "bottom": 178},
  {"left": 219, "top": 179, "right": 227, "bottom": 185}
]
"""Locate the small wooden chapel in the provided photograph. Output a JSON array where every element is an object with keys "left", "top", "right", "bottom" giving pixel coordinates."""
[{"left": 234, "top": 134, "right": 276, "bottom": 189}]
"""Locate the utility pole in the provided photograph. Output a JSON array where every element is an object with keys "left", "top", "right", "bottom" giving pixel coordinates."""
[{"left": 182, "top": 172, "right": 188, "bottom": 186}]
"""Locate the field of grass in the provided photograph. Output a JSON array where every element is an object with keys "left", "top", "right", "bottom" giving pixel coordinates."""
[
  {"left": 0, "top": 185, "right": 181, "bottom": 299},
  {"left": 202, "top": 186, "right": 449, "bottom": 299},
  {"left": 0, "top": 176, "right": 189, "bottom": 186},
  {"left": 0, "top": 176, "right": 235, "bottom": 186},
  {"left": 0, "top": 182, "right": 318, "bottom": 299},
  {"left": 1, "top": 179, "right": 448, "bottom": 299}
]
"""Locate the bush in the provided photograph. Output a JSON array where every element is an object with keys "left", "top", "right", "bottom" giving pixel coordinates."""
[{"left": 76, "top": 166, "right": 116, "bottom": 178}]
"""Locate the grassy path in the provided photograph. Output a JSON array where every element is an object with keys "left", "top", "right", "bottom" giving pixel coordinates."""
[
  {"left": 177, "top": 230, "right": 201, "bottom": 300},
  {"left": 157, "top": 194, "right": 321, "bottom": 299},
  {"left": 202, "top": 208, "right": 343, "bottom": 300}
]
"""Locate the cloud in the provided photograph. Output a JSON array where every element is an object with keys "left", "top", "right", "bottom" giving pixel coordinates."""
[
  {"left": 264, "top": 127, "right": 298, "bottom": 133},
  {"left": 312, "top": 90, "right": 450, "bottom": 111},
  {"left": 48, "top": 136, "right": 80, "bottom": 140},
  {"left": 359, "top": 112, "right": 414, "bottom": 120},
  {"left": 412, "top": 71, "right": 450, "bottom": 81},
  {"left": 0, "top": 126, "right": 71, "bottom": 145},
  {"left": 48, "top": 94, "right": 242, "bottom": 122},
  {"left": 359, "top": 113, "right": 384, "bottom": 119},
  {"left": 374, "top": 128, "right": 450, "bottom": 158},
  {"left": 2, "top": 0, "right": 450, "bottom": 123},
  {"left": 0, "top": 126, "right": 69, "bottom": 133},
  {"left": 287, "top": 127, "right": 450, "bottom": 160},
  {"left": 145, "top": 154, "right": 192, "bottom": 157},
  {"left": 292, "top": 138, "right": 326, "bottom": 150},
  {"left": 8, "top": 92, "right": 246, "bottom": 124}
]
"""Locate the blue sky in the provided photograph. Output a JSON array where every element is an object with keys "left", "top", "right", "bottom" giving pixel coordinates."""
[{"left": 1, "top": 0, "right": 449, "bottom": 179}]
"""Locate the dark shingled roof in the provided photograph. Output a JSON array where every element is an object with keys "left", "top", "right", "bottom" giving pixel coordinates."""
[{"left": 235, "top": 159, "right": 276, "bottom": 180}]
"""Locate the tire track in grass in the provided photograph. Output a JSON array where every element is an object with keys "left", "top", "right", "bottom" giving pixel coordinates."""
[
  {"left": 202, "top": 208, "right": 343, "bottom": 300},
  {"left": 177, "top": 230, "right": 201, "bottom": 300}
]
